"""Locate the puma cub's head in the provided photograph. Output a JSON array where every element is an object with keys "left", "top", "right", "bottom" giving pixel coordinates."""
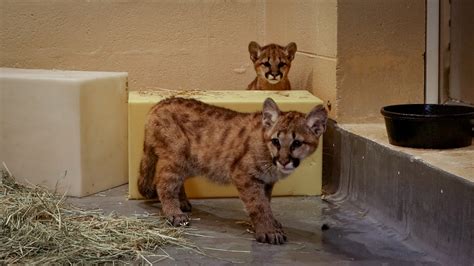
[
  {"left": 249, "top": 41, "right": 297, "bottom": 85},
  {"left": 262, "top": 98, "right": 327, "bottom": 175}
]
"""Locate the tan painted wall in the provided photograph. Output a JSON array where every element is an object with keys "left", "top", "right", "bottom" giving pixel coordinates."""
[
  {"left": 450, "top": 0, "right": 474, "bottom": 105},
  {"left": 0, "top": 0, "right": 265, "bottom": 91},
  {"left": 264, "top": 0, "right": 425, "bottom": 122},
  {"left": 265, "top": 0, "right": 337, "bottom": 116},
  {"left": 1, "top": 0, "right": 425, "bottom": 122},
  {"left": 336, "top": 0, "right": 425, "bottom": 122}
]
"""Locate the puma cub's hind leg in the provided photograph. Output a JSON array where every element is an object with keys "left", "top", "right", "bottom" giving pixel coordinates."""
[
  {"left": 179, "top": 184, "right": 192, "bottom": 212},
  {"left": 156, "top": 166, "right": 190, "bottom": 226}
]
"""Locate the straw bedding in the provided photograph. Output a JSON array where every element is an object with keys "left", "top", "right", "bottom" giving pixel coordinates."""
[{"left": 0, "top": 169, "right": 196, "bottom": 264}]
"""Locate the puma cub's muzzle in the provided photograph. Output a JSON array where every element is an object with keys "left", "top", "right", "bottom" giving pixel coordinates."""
[
  {"left": 265, "top": 72, "right": 282, "bottom": 84},
  {"left": 274, "top": 157, "right": 300, "bottom": 175}
]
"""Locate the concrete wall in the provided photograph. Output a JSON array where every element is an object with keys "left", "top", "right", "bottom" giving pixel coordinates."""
[
  {"left": 326, "top": 124, "right": 474, "bottom": 265},
  {"left": 336, "top": 0, "right": 425, "bottom": 122},
  {"left": 264, "top": 0, "right": 425, "bottom": 122},
  {"left": 265, "top": 0, "right": 337, "bottom": 117},
  {"left": 450, "top": 0, "right": 474, "bottom": 105},
  {"left": 0, "top": 0, "right": 426, "bottom": 122},
  {"left": 0, "top": 0, "right": 265, "bottom": 91}
]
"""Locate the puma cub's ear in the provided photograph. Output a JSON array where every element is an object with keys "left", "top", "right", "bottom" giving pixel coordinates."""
[
  {"left": 285, "top": 42, "right": 297, "bottom": 61},
  {"left": 306, "top": 105, "right": 328, "bottom": 138},
  {"left": 262, "top": 98, "right": 280, "bottom": 128},
  {"left": 249, "top": 41, "right": 262, "bottom": 62}
]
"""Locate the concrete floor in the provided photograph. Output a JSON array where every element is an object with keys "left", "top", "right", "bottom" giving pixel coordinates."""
[{"left": 70, "top": 185, "right": 440, "bottom": 265}]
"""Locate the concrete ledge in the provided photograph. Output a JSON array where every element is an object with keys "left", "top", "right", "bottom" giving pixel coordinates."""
[{"left": 324, "top": 122, "right": 473, "bottom": 265}]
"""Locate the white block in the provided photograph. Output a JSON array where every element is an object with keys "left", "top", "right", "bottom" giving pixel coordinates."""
[{"left": 0, "top": 68, "right": 128, "bottom": 197}]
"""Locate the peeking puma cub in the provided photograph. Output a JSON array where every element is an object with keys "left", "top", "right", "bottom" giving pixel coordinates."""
[
  {"left": 247, "top": 41, "right": 297, "bottom": 90},
  {"left": 138, "top": 97, "right": 327, "bottom": 244}
]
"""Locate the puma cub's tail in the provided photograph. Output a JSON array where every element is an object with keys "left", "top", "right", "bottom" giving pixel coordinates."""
[{"left": 137, "top": 144, "right": 158, "bottom": 199}]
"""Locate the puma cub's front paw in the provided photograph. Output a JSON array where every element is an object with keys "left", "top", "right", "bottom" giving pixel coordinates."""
[
  {"left": 167, "top": 213, "right": 190, "bottom": 227},
  {"left": 255, "top": 225, "right": 287, "bottom": 245},
  {"left": 273, "top": 218, "right": 283, "bottom": 229}
]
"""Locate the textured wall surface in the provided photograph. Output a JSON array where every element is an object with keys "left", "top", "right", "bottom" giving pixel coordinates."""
[
  {"left": 265, "top": 0, "right": 337, "bottom": 117},
  {"left": 0, "top": 0, "right": 426, "bottom": 122},
  {"left": 336, "top": 0, "right": 425, "bottom": 122},
  {"left": 0, "top": 1, "right": 265, "bottom": 91},
  {"left": 450, "top": 0, "right": 474, "bottom": 105}
]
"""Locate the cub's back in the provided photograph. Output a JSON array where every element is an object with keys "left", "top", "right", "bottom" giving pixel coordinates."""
[
  {"left": 145, "top": 98, "right": 263, "bottom": 177},
  {"left": 148, "top": 97, "right": 252, "bottom": 133}
]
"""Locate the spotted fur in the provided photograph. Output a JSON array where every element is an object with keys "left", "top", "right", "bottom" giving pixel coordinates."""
[
  {"left": 247, "top": 41, "right": 297, "bottom": 90},
  {"left": 138, "top": 97, "right": 327, "bottom": 244}
]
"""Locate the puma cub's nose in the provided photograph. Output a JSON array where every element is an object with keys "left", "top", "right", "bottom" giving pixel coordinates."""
[{"left": 278, "top": 159, "right": 292, "bottom": 169}]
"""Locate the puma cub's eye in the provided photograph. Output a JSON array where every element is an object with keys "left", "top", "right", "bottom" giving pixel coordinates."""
[
  {"left": 292, "top": 140, "right": 302, "bottom": 148},
  {"left": 263, "top": 62, "right": 271, "bottom": 67},
  {"left": 271, "top": 138, "right": 280, "bottom": 148},
  {"left": 278, "top": 62, "right": 287, "bottom": 68}
]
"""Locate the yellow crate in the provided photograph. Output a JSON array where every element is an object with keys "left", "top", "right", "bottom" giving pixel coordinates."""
[{"left": 128, "top": 90, "right": 323, "bottom": 199}]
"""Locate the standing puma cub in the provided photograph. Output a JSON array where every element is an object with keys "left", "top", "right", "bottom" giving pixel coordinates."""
[
  {"left": 138, "top": 97, "right": 327, "bottom": 244},
  {"left": 247, "top": 41, "right": 297, "bottom": 90}
]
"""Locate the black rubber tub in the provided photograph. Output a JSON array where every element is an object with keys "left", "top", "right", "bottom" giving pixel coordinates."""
[{"left": 381, "top": 104, "right": 474, "bottom": 149}]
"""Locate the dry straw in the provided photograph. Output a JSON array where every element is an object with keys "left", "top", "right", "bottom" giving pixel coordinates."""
[
  {"left": 138, "top": 87, "right": 206, "bottom": 97},
  {"left": 0, "top": 169, "right": 198, "bottom": 264}
]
